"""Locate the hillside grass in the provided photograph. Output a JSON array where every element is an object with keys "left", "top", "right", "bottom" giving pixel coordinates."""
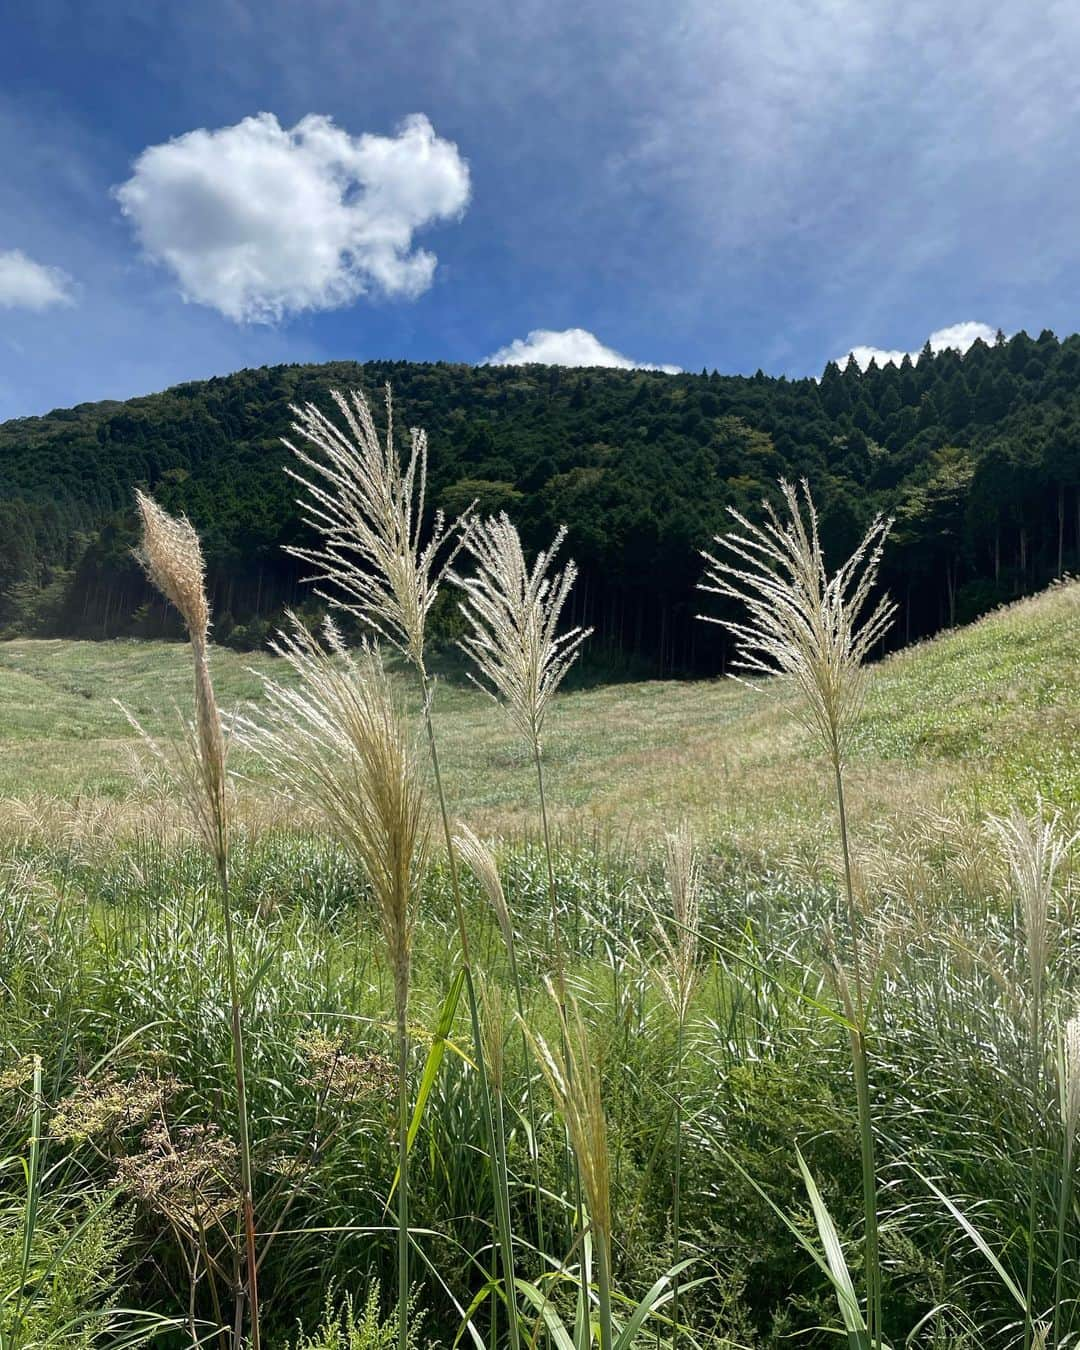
[
  {"left": 0, "top": 580, "right": 1075, "bottom": 845},
  {"left": 1, "top": 582, "right": 1078, "bottom": 1347}
]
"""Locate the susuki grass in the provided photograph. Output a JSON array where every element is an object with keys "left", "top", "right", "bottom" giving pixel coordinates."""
[{"left": 0, "top": 396, "right": 1078, "bottom": 1350}]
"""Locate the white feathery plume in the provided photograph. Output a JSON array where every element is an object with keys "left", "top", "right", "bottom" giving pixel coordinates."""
[
  {"left": 452, "top": 513, "right": 591, "bottom": 751},
  {"left": 284, "top": 384, "right": 469, "bottom": 669},
  {"left": 988, "top": 805, "right": 1075, "bottom": 1016},
  {"left": 232, "top": 616, "right": 428, "bottom": 1016},
  {"left": 698, "top": 478, "right": 895, "bottom": 765}
]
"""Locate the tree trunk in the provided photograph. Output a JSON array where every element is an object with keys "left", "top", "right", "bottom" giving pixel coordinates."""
[{"left": 1059, "top": 482, "right": 1065, "bottom": 578}]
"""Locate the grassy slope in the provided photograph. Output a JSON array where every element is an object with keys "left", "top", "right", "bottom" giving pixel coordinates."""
[{"left": 0, "top": 579, "right": 1075, "bottom": 842}]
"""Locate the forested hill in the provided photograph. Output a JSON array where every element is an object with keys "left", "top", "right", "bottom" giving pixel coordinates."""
[{"left": 1, "top": 329, "right": 1078, "bottom": 674}]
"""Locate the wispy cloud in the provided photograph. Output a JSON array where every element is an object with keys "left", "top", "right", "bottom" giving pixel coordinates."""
[
  {"left": 485, "top": 327, "right": 680, "bottom": 372},
  {"left": 0, "top": 249, "right": 75, "bottom": 310},
  {"left": 115, "top": 112, "right": 470, "bottom": 322}
]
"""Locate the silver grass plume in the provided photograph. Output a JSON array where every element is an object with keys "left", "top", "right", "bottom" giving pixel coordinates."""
[
  {"left": 132, "top": 489, "right": 260, "bottom": 1348},
  {"left": 988, "top": 805, "right": 1074, "bottom": 1017},
  {"left": 651, "top": 822, "right": 702, "bottom": 1023},
  {"left": 284, "top": 384, "right": 468, "bottom": 670},
  {"left": 698, "top": 478, "right": 895, "bottom": 765},
  {"left": 1063, "top": 1011, "right": 1080, "bottom": 1146},
  {"left": 132, "top": 490, "right": 226, "bottom": 864},
  {"left": 232, "top": 617, "right": 429, "bottom": 1019},
  {"left": 453, "top": 823, "right": 513, "bottom": 954},
  {"left": 526, "top": 979, "right": 611, "bottom": 1244},
  {"left": 452, "top": 513, "right": 592, "bottom": 751}
]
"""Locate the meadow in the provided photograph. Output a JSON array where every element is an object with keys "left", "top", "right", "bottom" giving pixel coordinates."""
[{"left": 0, "top": 422, "right": 1077, "bottom": 1349}]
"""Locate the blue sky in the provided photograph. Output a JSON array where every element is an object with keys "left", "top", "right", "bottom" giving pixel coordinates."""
[{"left": 2, "top": 0, "right": 1079, "bottom": 419}]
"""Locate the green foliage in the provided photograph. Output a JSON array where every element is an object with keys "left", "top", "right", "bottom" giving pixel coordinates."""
[
  {"left": 286, "top": 1284, "right": 423, "bottom": 1350},
  {"left": 0, "top": 334, "right": 1077, "bottom": 669}
]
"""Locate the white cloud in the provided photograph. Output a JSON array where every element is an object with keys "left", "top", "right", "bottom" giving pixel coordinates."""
[
  {"left": 0, "top": 249, "right": 75, "bottom": 310},
  {"left": 837, "top": 320, "right": 998, "bottom": 371},
  {"left": 485, "top": 327, "right": 680, "bottom": 373},
  {"left": 114, "top": 112, "right": 470, "bottom": 323}
]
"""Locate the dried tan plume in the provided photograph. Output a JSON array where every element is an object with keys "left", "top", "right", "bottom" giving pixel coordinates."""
[
  {"left": 1063, "top": 1010, "right": 1080, "bottom": 1144},
  {"left": 987, "top": 804, "right": 1075, "bottom": 1014},
  {"left": 453, "top": 823, "right": 513, "bottom": 953},
  {"left": 526, "top": 978, "right": 611, "bottom": 1241},
  {"left": 232, "top": 618, "right": 429, "bottom": 1018},
  {"left": 131, "top": 490, "right": 226, "bottom": 863},
  {"left": 651, "top": 821, "right": 702, "bottom": 1023},
  {"left": 452, "top": 514, "right": 591, "bottom": 751},
  {"left": 284, "top": 384, "right": 468, "bottom": 669},
  {"left": 699, "top": 478, "right": 895, "bottom": 765}
]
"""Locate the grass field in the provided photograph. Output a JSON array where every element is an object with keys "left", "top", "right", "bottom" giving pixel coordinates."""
[
  {"left": 1, "top": 581, "right": 1077, "bottom": 1349},
  {"left": 0, "top": 577, "right": 1075, "bottom": 840}
]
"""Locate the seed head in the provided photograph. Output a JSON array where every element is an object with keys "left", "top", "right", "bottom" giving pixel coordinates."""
[
  {"left": 988, "top": 804, "right": 1075, "bottom": 1013},
  {"left": 131, "top": 491, "right": 227, "bottom": 863},
  {"left": 284, "top": 384, "right": 468, "bottom": 670},
  {"left": 527, "top": 979, "right": 611, "bottom": 1241},
  {"left": 232, "top": 618, "right": 429, "bottom": 1021},
  {"left": 699, "top": 479, "right": 894, "bottom": 765},
  {"left": 453, "top": 514, "right": 591, "bottom": 751},
  {"left": 1063, "top": 1011, "right": 1080, "bottom": 1145},
  {"left": 453, "top": 824, "right": 513, "bottom": 953},
  {"left": 134, "top": 489, "right": 210, "bottom": 643},
  {"left": 651, "top": 821, "right": 702, "bottom": 1022}
]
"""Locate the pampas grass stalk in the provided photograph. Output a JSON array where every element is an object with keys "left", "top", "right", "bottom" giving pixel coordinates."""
[
  {"left": 699, "top": 478, "right": 894, "bottom": 1348},
  {"left": 649, "top": 822, "right": 701, "bottom": 1347},
  {"left": 453, "top": 513, "right": 591, "bottom": 980},
  {"left": 283, "top": 387, "right": 524, "bottom": 1349},
  {"left": 527, "top": 980, "right": 614, "bottom": 1350},
  {"left": 989, "top": 805, "right": 1075, "bottom": 1350},
  {"left": 1054, "top": 1010, "right": 1080, "bottom": 1348},
  {"left": 232, "top": 619, "right": 428, "bottom": 1350},
  {"left": 455, "top": 824, "right": 546, "bottom": 1259},
  {"left": 134, "top": 490, "right": 260, "bottom": 1350}
]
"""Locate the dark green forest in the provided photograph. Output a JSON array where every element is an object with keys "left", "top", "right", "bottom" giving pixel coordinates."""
[{"left": 1, "top": 327, "right": 1077, "bottom": 673}]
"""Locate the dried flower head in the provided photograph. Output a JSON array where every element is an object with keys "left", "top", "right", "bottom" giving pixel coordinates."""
[
  {"left": 988, "top": 804, "right": 1075, "bottom": 1012},
  {"left": 131, "top": 491, "right": 228, "bottom": 863},
  {"left": 527, "top": 978, "right": 611, "bottom": 1241},
  {"left": 298, "top": 1030, "right": 396, "bottom": 1106},
  {"left": 651, "top": 821, "right": 702, "bottom": 1022},
  {"left": 232, "top": 617, "right": 429, "bottom": 1022},
  {"left": 284, "top": 384, "right": 468, "bottom": 669},
  {"left": 698, "top": 478, "right": 895, "bottom": 765},
  {"left": 117, "top": 1118, "right": 238, "bottom": 1232},
  {"left": 452, "top": 514, "right": 591, "bottom": 751},
  {"left": 0, "top": 1056, "right": 38, "bottom": 1093},
  {"left": 1063, "top": 1011, "right": 1080, "bottom": 1145},
  {"left": 51, "top": 1071, "right": 179, "bottom": 1145},
  {"left": 478, "top": 978, "right": 511, "bottom": 1092},
  {"left": 134, "top": 489, "right": 209, "bottom": 642},
  {"left": 453, "top": 824, "right": 513, "bottom": 953}
]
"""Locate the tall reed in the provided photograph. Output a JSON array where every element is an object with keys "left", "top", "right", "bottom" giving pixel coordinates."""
[
  {"left": 989, "top": 804, "right": 1074, "bottom": 1350},
  {"left": 454, "top": 824, "right": 546, "bottom": 1257},
  {"left": 699, "top": 478, "right": 894, "bottom": 1347},
  {"left": 1054, "top": 1010, "right": 1080, "bottom": 1348},
  {"left": 649, "top": 822, "right": 701, "bottom": 1347},
  {"left": 282, "top": 386, "right": 522, "bottom": 1347},
  {"left": 233, "top": 619, "right": 428, "bottom": 1350},
  {"left": 133, "top": 490, "right": 260, "bottom": 1350},
  {"left": 527, "top": 982, "right": 614, "bottom": 1350},
  {"left": 452, "top": 513, "right": 591, "bottom": 979}
]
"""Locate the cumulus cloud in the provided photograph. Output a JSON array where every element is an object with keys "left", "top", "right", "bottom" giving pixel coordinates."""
[
  {"left": 838, "top": 321, "right": 999, "bottom": 371},
  {"left": 0, "top": 250, "right": 75, "bottom": 310},
  {"left": 114, "top": 112, "right": 470, "bottom": 322},
  {"left": 485, "top": 327, "right": 680, "bottom": 373}
]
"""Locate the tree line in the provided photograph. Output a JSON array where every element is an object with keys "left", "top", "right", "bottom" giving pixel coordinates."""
[{"left": 0, "top": 327, "right": 1077, "bottom": 674}]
